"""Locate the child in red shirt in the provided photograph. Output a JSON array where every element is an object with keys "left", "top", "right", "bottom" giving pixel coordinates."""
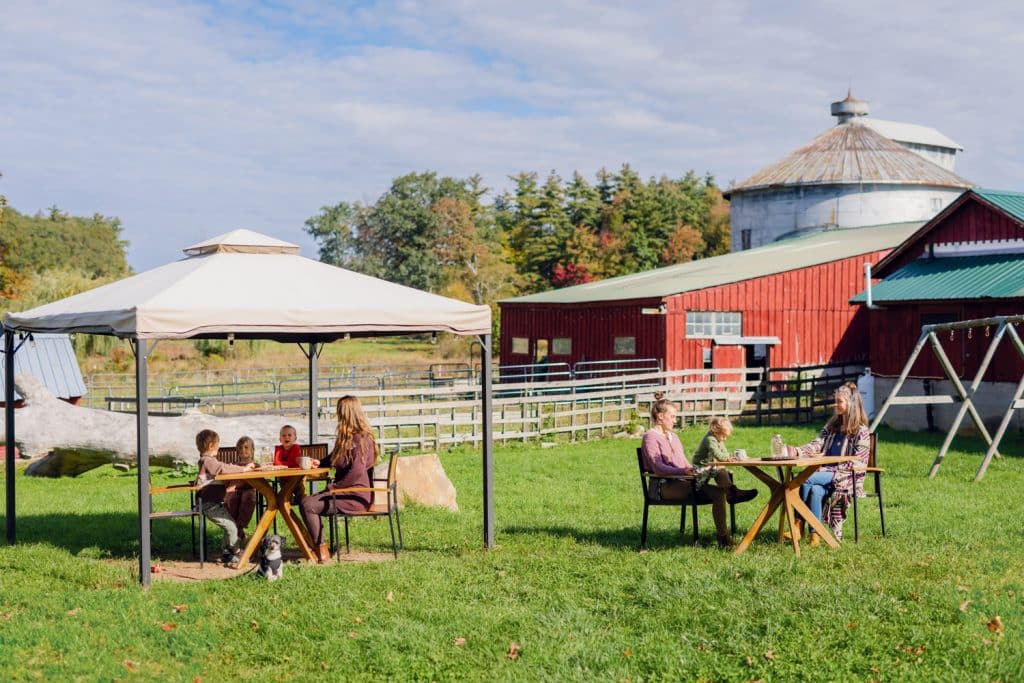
[{"left": 273, "top": 425, "right": 303, "bottom": 467}]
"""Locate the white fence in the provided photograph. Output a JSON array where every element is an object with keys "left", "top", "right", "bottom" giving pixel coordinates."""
[{"left": 316, "top": 368, "right": 763, "bottom": 452}]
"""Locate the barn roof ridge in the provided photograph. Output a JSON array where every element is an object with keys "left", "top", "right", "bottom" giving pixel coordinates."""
[
  {"left": 873, "top": 188, "right": 1024, "bottom": 275},
  {"left": 502, "top": 221, "right": 924, "bottom": 305}
]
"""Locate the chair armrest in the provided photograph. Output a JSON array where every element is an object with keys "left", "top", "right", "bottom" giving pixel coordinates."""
[
  {"left": 852, "top": 466, "right": 885, "bottom": 473},
  {"left": 150, "top": 483, "right": 202, "bottom": 495},
  {"left": 330, "top": 486, "right": 388, "bottom": 494}
]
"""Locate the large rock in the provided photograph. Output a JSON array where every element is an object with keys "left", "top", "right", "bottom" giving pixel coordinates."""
[
  {"left": 6, "top": 374, "right": 313, "bottom": 477},
  {"left": 381, "top": 453, "right": 458, "bottom": 512}
]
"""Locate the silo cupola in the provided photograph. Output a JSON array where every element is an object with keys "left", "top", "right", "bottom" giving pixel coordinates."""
[{"left": 830, "top": 90, "right": 870, "bottom": 124}]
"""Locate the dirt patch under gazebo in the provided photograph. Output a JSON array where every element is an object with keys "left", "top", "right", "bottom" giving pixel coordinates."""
[{"left": 147, "top": 548, "right": 395, "bottom": 583}]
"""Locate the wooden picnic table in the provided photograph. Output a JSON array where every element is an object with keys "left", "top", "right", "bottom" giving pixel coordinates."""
[
  {"left": 215, "top": 466, "right": 329, "bottom": 567},
  {"left": 716, "top": 455, "right": 856, "bottom": 556}
]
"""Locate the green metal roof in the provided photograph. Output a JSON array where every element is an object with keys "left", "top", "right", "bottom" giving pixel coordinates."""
[
  {"left": 852, "top": 253, "right": 1024, "bottom": 303},
  {"left": 503, "top": 222, "right": 924, "bottom": 305},
  {"left": 973, "top": 188, "right": 1024, "bottom": 223}
]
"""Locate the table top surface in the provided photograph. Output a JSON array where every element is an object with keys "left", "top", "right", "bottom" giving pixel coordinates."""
[
  {"left": 215, "top": 467, "right": 330, "bottom": 482},
  {"left": 715, "top": 455, "right": 855, "bottom": 467}
]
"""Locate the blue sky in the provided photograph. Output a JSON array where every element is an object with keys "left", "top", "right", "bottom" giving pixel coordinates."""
[{"left": 2, "top": 0, "right": 1023, "bottom": 272}]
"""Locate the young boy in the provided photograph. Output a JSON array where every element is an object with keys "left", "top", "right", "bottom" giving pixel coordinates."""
[
  {"left": 273, "top": 425, "right": 303, "bottom": 468},
  {"left": 195, "top": 429, "right": 256, "bottom": 566}
]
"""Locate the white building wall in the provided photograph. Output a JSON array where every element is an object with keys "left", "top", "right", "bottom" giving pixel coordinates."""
[
  {"left": 897, "top": 143, "right": 957, "bottom": 171},
  {"left": 730, "top": 184, "right": 964, "bottom": 250}
]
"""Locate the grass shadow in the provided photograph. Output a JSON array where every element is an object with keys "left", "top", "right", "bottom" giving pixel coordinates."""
[{"left": 10, "top": 511, "right": 203, "bottom": 560}]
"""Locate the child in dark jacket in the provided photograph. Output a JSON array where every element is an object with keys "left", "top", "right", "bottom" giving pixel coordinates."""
[{"left": 195, "top": 429, "right": 255, "bottom": 566}]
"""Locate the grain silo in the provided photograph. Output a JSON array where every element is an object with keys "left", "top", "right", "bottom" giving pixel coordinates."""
[{"left": 725, "top": 92, "right": 973, "bottom": 251}]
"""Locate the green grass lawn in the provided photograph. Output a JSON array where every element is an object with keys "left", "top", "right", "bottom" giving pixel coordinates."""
[{"left": 1, "top": 426, "right": 1022, "bottom": 681}]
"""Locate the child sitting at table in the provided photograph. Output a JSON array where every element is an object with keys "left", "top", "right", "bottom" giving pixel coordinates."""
[
  {"left": 223, "top": 435, "right": 258, "bottom": 543},
  {"left": 692, "top": 416, "right": 757, "bottom": 502},
  {"left": 273, "top": 424, "right": 310, "bottom": 467},
  {"left": 195, "top": 429, "right": 256, "bottom": 566}
]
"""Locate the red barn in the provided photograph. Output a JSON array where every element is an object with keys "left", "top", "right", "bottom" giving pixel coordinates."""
[
  {"left": 852, "top": 189, "right": 1024, "bottom": 429},
  {"left": 500, "top": 222, "right": 922, "bottom": 373}
]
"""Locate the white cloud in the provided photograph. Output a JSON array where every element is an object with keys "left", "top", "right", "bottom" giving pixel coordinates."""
[{"left": 1, "top": 0, "right": 1022, "bottom": 271}]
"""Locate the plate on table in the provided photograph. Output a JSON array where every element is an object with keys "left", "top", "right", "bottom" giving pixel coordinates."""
[{"left": 257, "top": 464, "right": 288, "bottom": 471}]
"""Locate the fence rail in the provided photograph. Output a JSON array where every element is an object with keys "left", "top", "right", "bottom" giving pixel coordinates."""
[{"left": 89, "top": 360, "right": 864, "bottom": 446}]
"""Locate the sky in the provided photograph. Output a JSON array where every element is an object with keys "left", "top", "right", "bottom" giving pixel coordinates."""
[{"left": 2, "top": 0, "right": 1023, "bottom": 272}]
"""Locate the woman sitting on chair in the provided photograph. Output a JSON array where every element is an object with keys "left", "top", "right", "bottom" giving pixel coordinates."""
[
  {"left": 640, "top": 398, "right": 738, "bottom": 548},
  {"left": 300, "top": 396, "right": 378, "bottom": 563},
  {"left": 793, "top": 382, "right": 870, "bottom": 544}
]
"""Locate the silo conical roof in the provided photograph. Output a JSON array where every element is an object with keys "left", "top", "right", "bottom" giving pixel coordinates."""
[{"left": 726, "top": 122, "right": 972, "bottom": 195}]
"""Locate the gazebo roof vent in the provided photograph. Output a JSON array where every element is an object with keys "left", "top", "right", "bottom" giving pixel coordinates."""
[{"left": 183, "top": 229, "right": 301, "bottom": 257}]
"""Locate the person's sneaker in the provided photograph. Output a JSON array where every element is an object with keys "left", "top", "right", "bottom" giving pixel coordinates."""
[
  {"left": 222, "top": 548, "right": 242, "bottom": 566},
  {"left": 728, "top": 486, "right": 758, "bottom": 504}
]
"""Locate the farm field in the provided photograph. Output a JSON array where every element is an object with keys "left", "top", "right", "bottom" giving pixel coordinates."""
[{"left": 1, "top": 426, "right": 1022, "bottom": 681}]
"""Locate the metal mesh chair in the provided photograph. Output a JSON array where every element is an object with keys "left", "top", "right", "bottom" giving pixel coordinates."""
[
  {"left": 636, "top": 447, "right": 743, "bottom": 549},
  {"left": 148, "top": 479, "right": 207, "bottom": 566}
]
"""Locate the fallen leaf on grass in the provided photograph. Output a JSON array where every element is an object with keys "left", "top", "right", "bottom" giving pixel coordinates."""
[
  {"left": 385, "top": 591, "right": 394, "bottom": 602},
  {"left": 959, "top": 600, "right": 972, "bottom": 613},
  {"left": 250, "top": 619, "right": 259, "bottom": 631},
  {"left": 846, "top": 623, "right": 857, "bottom": 630},
  {"left": 123, "top": 660, "right": 138, "bottom": 672},
  {"left": 622, "top": 649, "right": 632, "bottom": 658},
  {"left": 870, "top": 667, "right": 880, "bottom": 674},
  {"left": 161, "top": 623, "right": 176, "bottom": 633},
  {"left": 280, "top": 610, "right": 288, "bottom": 617},
  {"left": 172, "top": 604, "right": 188, "bottom": 613},
  {"left": 320, "top": 662, "right": 329, "bottom": 671},
  {"left": 352, "top": 616, "right": 362, "bottom": 624},
  {"left": 348, "top": 631, "right": 358, "bottom": 639},
  {"left": 507, "top": 642, "right": 521, "bottom": 660},
  {"left": 872, "top": 582, "right": 881, "bottom": 591},
  {"left": 497, "top": 570, "right": 506, "bottom": 577},
  {"left": 745, "top": 656, "right": 754, "bottom": 667},
  {"left": 1, "top": 613, "right": 9, "bottom": 621},
  {"left": 987, "top": 616, "right": 1003, "bottom": 633},
  {"left": 66, "top": 609, "right": 79, "bottom": 616},
  {"left": 453, "top": 637, "right": 466, "bottom": 647},
  {"left": 909, "top": 593, "right": 920, "bottom": 601},
  {"left": 763, "top": 650, "right": 775, "bottom": 661},
  {"left": 696, "top": 643, "right": 708, "bottom": 652}
]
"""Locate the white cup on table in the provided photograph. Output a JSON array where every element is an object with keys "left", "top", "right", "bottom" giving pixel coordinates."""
[
  {"left": 733, "top": 449, "right": 747, "bottom": 460},
  {"left": 298, "top": 456, "right": 313, "bottom": 470}
]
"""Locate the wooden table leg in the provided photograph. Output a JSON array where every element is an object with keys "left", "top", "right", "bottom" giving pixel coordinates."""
[
  {"left": 276, "top": 476, "right": 317, "bottom": 561},
  {"left": 735, "top": 482, "right": 783, "bottom": 554},
  {"left": 237, "top": 479, "right": 278, "bottom": 567},
  {"left": 783, "top": 485, "right": 803, "bottom": 557},
  {"left": 792, "top": 497, "right": 841, "bottom": 548}
]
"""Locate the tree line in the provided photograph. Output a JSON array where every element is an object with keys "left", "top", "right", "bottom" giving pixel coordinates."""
[{"left": 304, "top": 165, "right": 729, "bottom": 306}]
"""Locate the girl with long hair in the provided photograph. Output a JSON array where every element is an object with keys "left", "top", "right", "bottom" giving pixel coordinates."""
[
  {"left": 300, "top": 396, "right": 378, "bottom": 562},
  {"left": 793, "top": 382, "right": 870, "bottom": 544}
]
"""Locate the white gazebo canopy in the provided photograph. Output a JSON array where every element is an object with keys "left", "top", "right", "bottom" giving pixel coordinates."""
[
  {"left": 6, "top": 229, "right": 491, "bottom": 339},
  {"left": 3, "top": 230, "right": 495, "bottom": 586}
]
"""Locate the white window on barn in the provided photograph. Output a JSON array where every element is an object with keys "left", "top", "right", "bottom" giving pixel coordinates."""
[
  {"left": 614, "top": 336, "right": 636, "bottom": 355},
  {"left": 511, "top": 337, "right": 529, "bottom": 355},
  {"left": 686, "top": 311, "right": 742, "bottom": 338},
  {"left": 552, "top": 338, "right": 571, "bottom": 355}
]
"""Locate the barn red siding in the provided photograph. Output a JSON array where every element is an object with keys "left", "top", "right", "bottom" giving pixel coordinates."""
[
  {"left": 501, "top": 249, "right": 889, "bottom": 372},
  {"left": 880, "top": 198, "right": 1024, "bottom": 275},
  {"left": 499, "top": 299, "right": 666, "bottom": 367},
  {"left": 665, "top": 250, "right": 887, "bottom": 369},
  {"left": 869, "top": 302, "right": 1024, "bottom": 381}
]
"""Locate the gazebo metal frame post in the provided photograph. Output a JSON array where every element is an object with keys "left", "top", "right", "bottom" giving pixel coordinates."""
[
  {"left": 301, "top": 342, "right": 321, "bottom": 444},
  {"left": 5, "top": 327, "right": 16, "bottom": 544},
  {"left": 133, "top": 339, "right": 154, "bottom": 581},
  {"left": 481, "top": 333, "right": 494, "bottom": 548},
  {"left": 870, "top": 315, "right": 1024, "bottom": 481}
]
